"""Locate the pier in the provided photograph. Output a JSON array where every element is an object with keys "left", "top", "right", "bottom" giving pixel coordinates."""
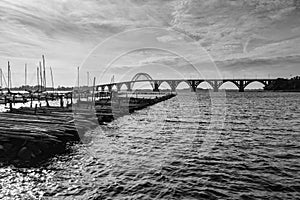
[{"left": 0, "top": 90, "right": 175, "bottom": 166}]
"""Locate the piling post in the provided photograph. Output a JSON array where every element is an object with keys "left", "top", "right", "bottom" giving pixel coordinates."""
[
  {"left": 66, "top": 94, "right": 68, "bottom": 106},
  {"left": 34, "top": 104, "right": 37, "bottom": 114},
  {"left": 70, "top": 93, "right": 73, "bottom": 105},
  {"left": 153, "top": 82, "right": 160, "bottom": 92},
  {"left": 91, "top": 77, "right": 96, "bottom": 103},
  {"left": 213, "top": 81, "right": 219, "bottom": 92},
  {"left": 60, "top": 95, "right": 63, "bottom": 108},
  {"left": 30, "top": 95, "right": 33, "bottom": 108},
  {"left": 45, "top": 95, "right": 50, "bottom": 107},
  {"left": 9, "top": 100, "right": 12, "bottom": 112},
  {"left": 239, "top": 81, "right": 245, "bottom": 92}
]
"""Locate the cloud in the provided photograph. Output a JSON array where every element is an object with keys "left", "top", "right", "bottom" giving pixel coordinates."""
[
  {"left": 170, "top": 0, "right": 299, "bottom": 60},
  {"left": 0, "top": 0, "right": 299, "bottom": 86},
  {"left": 215, "top": 54, "right": 300, "bottom": 77}
]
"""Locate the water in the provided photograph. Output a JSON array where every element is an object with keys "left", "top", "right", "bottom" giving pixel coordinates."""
[{"left": 0, "top": 91, "right": 299, "bottom": 199}]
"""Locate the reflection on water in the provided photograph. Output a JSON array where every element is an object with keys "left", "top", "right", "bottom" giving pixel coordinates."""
[{"left": 0, "top": 91, "right": 299, "bottom": 199}]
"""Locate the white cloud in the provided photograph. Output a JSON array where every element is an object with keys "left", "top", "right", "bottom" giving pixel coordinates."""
[{"left": 0, "top": 0, "right": 299, "bottom": 86}]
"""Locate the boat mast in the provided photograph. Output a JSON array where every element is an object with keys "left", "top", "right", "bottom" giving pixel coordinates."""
[
  {"left": 50, "top": 67, "right": 54, "bottom": 92},
  {"left": 92, "top": 77, "right": 96, "bottom": 102},
  {"left": 77, "top": 66, "right": 80, "bottom": 89},
  {"left": 39, "top": 61, "right": 43, "bottom": 91},
  {"left": 42, "top": 55, "right": 46, "bottom": 90},
  {"left": 37, "top": 67, "right": 39, "bottom": 91},
  {"left": 25, "top": 63, "right": 27, "bottom": 86},
  {"left": 7, "top": 61, "right": 10, "bottom": 90}
]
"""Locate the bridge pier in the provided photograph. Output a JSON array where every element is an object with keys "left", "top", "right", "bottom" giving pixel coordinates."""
[
  {"left": 238, "top": 81, "right": 245, "bottom": 92},
  {"left": 191, "top": 81, "right": 197, "bottom": 92},
  {"left": 153, "top": 82, "right": 160, "bottom": 92},
  {"left": 116, "top": 84, "right": 122, "bottom": 92},
  {"left": 188, "top": 80, "right": 202, "bottom": 92},
  {"left": 206, "top": 80, "right": 221, "bottom": 92},
  {"left": 213, "top": 81, "right": 219, "bottom": 92},
  {"left": 191, "top": 86, "right": 196, "bottom": 92},
  {"left": 107, "top": 85, "right": 112, "bottom": 92},
  {"left": 126, "top": 83, "right": 132, "bottom": 91},
  {"left": 165, "top": 81, "right": 177, "bottom": 92}
]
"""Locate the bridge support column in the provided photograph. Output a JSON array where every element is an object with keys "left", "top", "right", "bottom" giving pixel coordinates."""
[
  {"left": 188, "top": 80, "right": 202, "bottom": 92},
  {"left": 126, "top": 83, "right": 132, "bottom": 91},
  {"left": 167, "top": 81, "right": 177, "bottom": 92},
  {"left": 191, "top": 86, "right": 196, "bottom": 92},
  {"left": 239, "top": 81, "right": 245, "bottom": 92},
  {"left": 153, "top": 82, "right": 160, "bottom": 92},
  {"left": 108, "top": 85, "right": 112, "bottom": 92},
  {"left": 171, "top": 86, "right": 176, "bottom": 92},
  {"left": 191, "top": 81, "right": 197, "bottom": 92},
  {"left": 213, "top": 81, "right": 219, "bottom": 92},
  {"left": 116, "top": 84, "right": 121, "bottom": 92}
]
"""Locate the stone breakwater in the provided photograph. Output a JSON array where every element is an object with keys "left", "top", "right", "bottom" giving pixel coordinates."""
[{"left": 0, "top": 93, "right": 176, "bottom": 166}]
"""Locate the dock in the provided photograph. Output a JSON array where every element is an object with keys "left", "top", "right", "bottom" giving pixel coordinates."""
[{"left": 0, "top": 91, "right": 176, "bottom": 166}]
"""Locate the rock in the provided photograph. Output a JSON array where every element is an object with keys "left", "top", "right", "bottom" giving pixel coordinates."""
[{"left": 17, "top": 146, "right": 33, "bottom": 161}]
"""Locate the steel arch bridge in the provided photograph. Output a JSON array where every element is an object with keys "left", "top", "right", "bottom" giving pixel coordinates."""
[
  {"left": 130, "top": 73, "right": 154, "bottom": 89},
  {"left": 131, "top": 73, "right": 153, "bottom": 82},
  {"left": 96, "top": 73, "right": 277, "bottom": 92}
]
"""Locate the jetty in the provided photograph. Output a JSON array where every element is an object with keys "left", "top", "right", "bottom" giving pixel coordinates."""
[{"left": 0, "top": 91, "right": 176, "bottom": 166}]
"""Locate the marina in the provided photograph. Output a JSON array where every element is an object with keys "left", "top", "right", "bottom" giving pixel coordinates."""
[{"left": 0, "top": 89, "right": 176, "bottom": 166}]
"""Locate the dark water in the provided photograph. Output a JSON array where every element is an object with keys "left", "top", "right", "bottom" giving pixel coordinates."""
[{"left": 1, "top": 91, "right": 299, "bottom": 199}]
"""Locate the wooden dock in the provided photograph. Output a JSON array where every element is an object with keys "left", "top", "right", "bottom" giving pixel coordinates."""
[{"left": 0, "top": 92, "right": 176, "bottom": 166}]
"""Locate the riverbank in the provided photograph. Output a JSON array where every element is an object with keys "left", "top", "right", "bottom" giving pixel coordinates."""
[{"left": 264, "top": 77, "right": 300, "bottom": 91}]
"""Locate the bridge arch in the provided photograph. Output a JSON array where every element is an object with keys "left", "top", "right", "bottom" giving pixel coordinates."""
[
  {"left": 157, "top": 81, "right": 172, "bottom": 90},
  {"left": 131, "top": 72, "right": 154, "bottom": 90},
  {"left": 111, "top": 84, "right": 118, "bottom": 91},
  {"left": 219, "top": 80, "right": 240, "bottom": 90},
  {"left": 197, "top": 81, "right": 213, "bottom": 89},
  {"left": 157, "top": 80, "right": 191, "bottom": 92},
  {"left": 119, "top": 83, "right": 129, "bottom": 91},
  {"left": 102, "top": 85, "right": 110, "bottom": 92},
  {"left": 176, "top": 80, "right": 192, "bottom": 90},
  {"left": 244, "top": 80, "right": 267, "bottom": 90},
  {"left": 218, "top": 80, "right": 269, "bottom": 91},
  {"left": 131, "top": 73, "right": 153, "bottom": 82}
]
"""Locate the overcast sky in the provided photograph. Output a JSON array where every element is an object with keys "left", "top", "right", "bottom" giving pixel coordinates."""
[{"left": 0, "top": 0, "right": 299, "bottom": 87}]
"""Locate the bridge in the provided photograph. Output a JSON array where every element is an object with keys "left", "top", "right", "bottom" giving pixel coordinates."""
[{"left": 96, "top": 73, "right": 277, "bottom": 92}]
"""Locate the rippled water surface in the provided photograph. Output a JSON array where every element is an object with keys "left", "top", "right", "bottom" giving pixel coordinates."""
[{"left": 1, "top": 91, "right": 299, "bottom": 199}]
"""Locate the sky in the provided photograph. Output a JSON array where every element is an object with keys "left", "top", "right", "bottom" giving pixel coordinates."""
[{"left": 0, "top": 0, "right": 299, "bottom": 87}]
